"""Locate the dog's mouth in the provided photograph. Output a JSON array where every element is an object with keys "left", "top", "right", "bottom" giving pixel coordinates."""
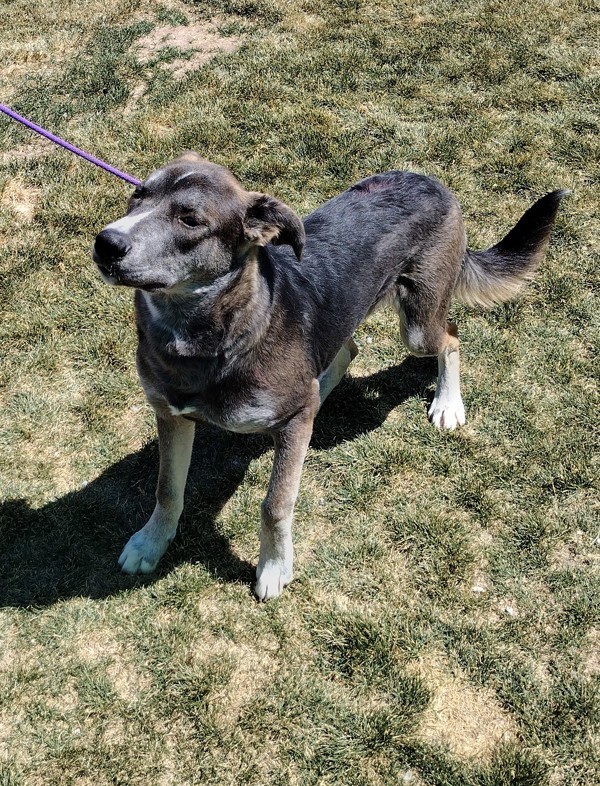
[
  {"left": 94, "top": 256, "right": 121, "bottom": 286},
  {"left": 94, "top": 254, "right": 116, "bottom": 278},
  {"left": 137, "top": 281, "right": 168, "bottom": 292},
  {"left": 94, "top": 256, "right": 168, "bottom": 292}
]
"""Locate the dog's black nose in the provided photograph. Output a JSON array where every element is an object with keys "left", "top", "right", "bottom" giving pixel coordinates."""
[{"left": 94, "top": 229, "right": 131, "bottom": 261}]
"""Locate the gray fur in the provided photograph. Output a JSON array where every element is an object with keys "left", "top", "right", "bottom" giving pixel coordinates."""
[{"left": 93, "top": 154, "right": 565, "bottom": 598}]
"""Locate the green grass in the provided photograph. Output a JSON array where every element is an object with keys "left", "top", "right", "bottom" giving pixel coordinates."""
[{"left": 0, "top": 0, "right": 598, "bottom": 784}]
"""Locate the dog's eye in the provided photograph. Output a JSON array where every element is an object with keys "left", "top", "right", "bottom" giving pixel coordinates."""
[{"left": 178, "top": 215, "right": 203, "bottom": 228}]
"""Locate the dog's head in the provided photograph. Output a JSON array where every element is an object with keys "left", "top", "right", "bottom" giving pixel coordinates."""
[{"left": 92, "top": 153, "right": 305, "bottom": 292}]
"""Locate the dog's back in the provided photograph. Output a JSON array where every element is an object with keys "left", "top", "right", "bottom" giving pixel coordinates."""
[
  {"left": 267, "top": 170, "right": 463, "bottom": 374},
  {"left": 268, "top": 172, "right": 566, "bottom": 378}
]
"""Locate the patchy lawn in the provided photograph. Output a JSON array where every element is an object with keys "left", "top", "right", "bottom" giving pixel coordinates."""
[{"left": 0, "top": 1, "right": 598, "bottom": 784}]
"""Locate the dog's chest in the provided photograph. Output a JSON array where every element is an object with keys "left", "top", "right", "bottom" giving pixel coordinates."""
[
  {"left": 136, "top": 294, "right": 304, "bottom": 433},
  {"left": 163, "top": 385, "right": 281, "bottom": 434}
]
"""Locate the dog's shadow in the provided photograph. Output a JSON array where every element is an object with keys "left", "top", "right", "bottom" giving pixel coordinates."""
[{"left": 0, "top": 357, "right": 435, "bottom": 608}]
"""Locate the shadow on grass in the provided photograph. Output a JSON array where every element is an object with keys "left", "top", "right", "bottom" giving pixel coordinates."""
[{"left": 0, "top": 356, "right": 436, "bottom": 608}]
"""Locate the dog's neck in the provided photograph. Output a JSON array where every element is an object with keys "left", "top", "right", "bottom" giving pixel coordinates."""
[{"left": 136, "top": 251, "right": 272, "bottom": 359}]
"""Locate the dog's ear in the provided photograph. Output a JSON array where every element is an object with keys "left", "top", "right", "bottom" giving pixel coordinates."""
[{"left": 243, "top": 192, "right": 305, "bottom": 261}]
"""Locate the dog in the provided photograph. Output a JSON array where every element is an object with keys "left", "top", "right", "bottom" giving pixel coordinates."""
[{"left": 92, "top": 152, "right": 565, "bottom": 600}]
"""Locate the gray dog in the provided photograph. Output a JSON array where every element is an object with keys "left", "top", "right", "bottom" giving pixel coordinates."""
[{"left": 93, "top": 153, "right": 565, "bottom": 599}]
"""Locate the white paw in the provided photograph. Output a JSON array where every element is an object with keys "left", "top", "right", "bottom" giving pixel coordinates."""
[
  {"left": 428, "top": 396, "right": 466, "bottom": 430},
  {"left": 255, "top": 560, "right": 293, "bottom": 601},
  {"left": 118, "top": 525, "right": 174, "bottom": 574}
]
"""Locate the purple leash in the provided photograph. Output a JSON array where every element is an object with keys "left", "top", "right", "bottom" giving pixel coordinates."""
[{"left": 0, "top": 103, "right": 141, "bottom": 187}]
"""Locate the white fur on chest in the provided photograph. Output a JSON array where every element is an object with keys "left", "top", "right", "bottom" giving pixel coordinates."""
[
  {"left": 168, "top": 391, "right": 279, "bottom": 433},
  {"left": 167, "top": 404, "right": 197, "bottom": 417}
]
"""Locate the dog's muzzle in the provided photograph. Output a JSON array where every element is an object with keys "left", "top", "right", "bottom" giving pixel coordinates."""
[{"left": 93, "top": 229, "right": 131, "bottom": 279}]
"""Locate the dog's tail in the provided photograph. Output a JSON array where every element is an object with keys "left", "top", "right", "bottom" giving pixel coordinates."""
[{"left": 454, "top": 190, "right": 568, "bottom": 309}]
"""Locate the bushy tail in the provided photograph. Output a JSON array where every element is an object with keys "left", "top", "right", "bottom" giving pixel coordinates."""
[{"left": 454, "top": 190, "right": 568, "bottom": 309}]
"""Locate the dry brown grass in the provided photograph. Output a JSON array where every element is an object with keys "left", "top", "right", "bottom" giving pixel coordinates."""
[
  {"left": 0, "top": 0, "right": 598, "bottom": 784},
  {"left": 1, "top": 176, "right": 41, "bottom": 223},
  {"left": 125, "top": 19, "right": 243, "bottom": 112},
  {"left": 133, "top": 23, "right": 242, "bottom": 73},
  {"left": 408, "top": 652, "right": 518, "bottom": 761}
]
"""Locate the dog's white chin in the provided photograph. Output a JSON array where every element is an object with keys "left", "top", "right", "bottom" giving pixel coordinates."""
[
  {"left": 98, "top": 270, "right": 119, "bottom": 286},
  {"left": 99, "top": 272, "right": 169, "bottom": 292}
]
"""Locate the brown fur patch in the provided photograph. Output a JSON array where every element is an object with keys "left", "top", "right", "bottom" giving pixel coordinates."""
[
  {"left": 442, "top": 331, "right": 460, "bottom": 354},
  {"left": 447, "top": 321, "right": 459, "bottom": 338},
  {"left": 216, "top": 254, "right": 261, "bottom": 320},
  {"left": 394, "top": 198, "right": 467, "bottom": 356}
]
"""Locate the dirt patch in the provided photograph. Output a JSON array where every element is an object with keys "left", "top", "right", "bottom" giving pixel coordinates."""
[
  {"left": 126, "top": 21, "right": 242, "bottom": 113},
  {"left": 0, "top": 34, "right": 72, "bottom": 102},
  {"left": 214, "top": 640, "right": 278, "bottom": 721},
  {"left": 188, "top": 630, "right": 280, "bottom": 723},
  {"left": 1, "top": 176, "right": 41, "bottom": 222},
  {"left": 19, "top": 439, "right": 79, "bottom": 497},
  {"left": 280, "top": 10, "right": 325, "bottom": 35},
  {"left": 0, "top": 618, "right": 20, "bottom": 672},
  {"left": 408, "top": 651, "right": 518, "bottom": 761},
  {"left": 0, "top": 137, "right": 54, "bottom": 163},
  {"left": 125, "top": 22, "right": 242, "bottom": 114},
  {"left": 134, "top": 23, "right": 242, "bottom": 76},
  {"left": 116, "top": 398, "right": 153, "bottom": 454},
  {"left": 74, "top": 626, "right": 151, "bottom": 701},
  {"left": 581, "top": 627, "right": 599, "bottom": 678},
  {"left": 0, "top": 708, "right": 26, "bottom": 767},
  {"left": 549, "top": 527, "right": 600, "bottom": 572}
]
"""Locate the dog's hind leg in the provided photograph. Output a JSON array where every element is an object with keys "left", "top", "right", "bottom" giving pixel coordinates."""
[
  {"left": 392, "top": 197, "right": 467, "bottom": 429},
  {"left": 119, "top": 414, "right": 195, "bottom": 573},
  {"left": 255, "top": 380, "right": 319, "bottom": 601},
  {"left": 318, "top": 338, "right": 359, "bottom": 407},
  {"left": 427, "top": 323, "right": 465, "bottom": 430},
  {"left": 398, "top": 300, "right": 466, "bottom": 430}
]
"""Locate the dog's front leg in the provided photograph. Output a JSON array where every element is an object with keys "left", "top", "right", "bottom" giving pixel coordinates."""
[
  {"left": 119, "top": 414, "right": 195, "bottom": 574},
  {"left": 255, "top": 388, "right": 318, "bottom": 601}
]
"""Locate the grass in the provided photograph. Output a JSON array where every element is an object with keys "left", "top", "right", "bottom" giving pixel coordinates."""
[{"left": 0, "top": 0, "right": 598, "bottom": 783}]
